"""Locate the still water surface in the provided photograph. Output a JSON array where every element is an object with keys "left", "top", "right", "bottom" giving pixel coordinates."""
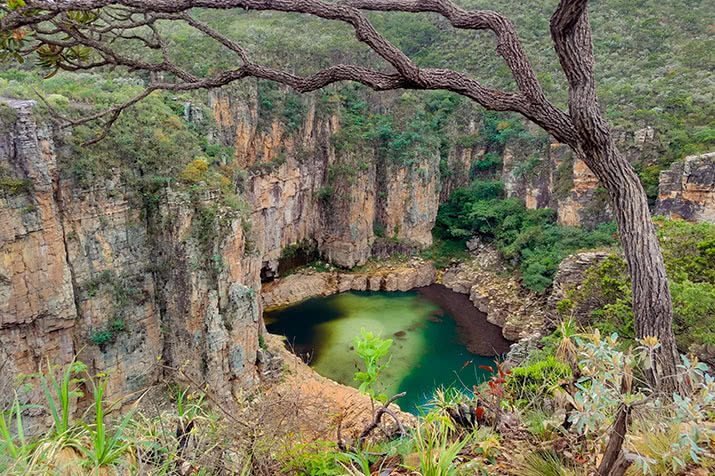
[{"left": 265, "top": 287, "right": 510, "bottom": 413}]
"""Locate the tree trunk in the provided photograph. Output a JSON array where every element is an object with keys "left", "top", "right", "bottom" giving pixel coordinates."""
[
  {"left": 598, "top": 368, "right": 634, "bottom": 476},
  {"left": 576, "top": 144, "right": 681, "bottom": 394},
  {"left": 598, "top": 403, "right": 632, "bottom": 476}
]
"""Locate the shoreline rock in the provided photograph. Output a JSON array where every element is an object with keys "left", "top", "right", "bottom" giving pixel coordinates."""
[
  {"left": 441, "top": 246, "right": 546, "bottom": 342},
  {"left": 261, "top": 258, "right": 437, "bottom": 309}
]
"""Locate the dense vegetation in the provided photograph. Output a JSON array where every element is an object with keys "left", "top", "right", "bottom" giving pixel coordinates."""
[
  {"left": 559, "top": 218, "right": 715, "bottom": 354},
  {"left": 434, "top": 179, "right": 617, "bottom": 293},
  {"left": 0, "top": 70, "right": 252, "bottom": 273}
]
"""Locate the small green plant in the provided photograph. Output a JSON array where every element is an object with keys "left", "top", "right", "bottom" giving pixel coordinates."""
[
  {"left": 39, "top": 359, "right": 87, "bottom": 436},
  {"left": 0, "top": 176, "right": 31, "bottom": 196},
  {"left": 506, "top": 356, "right": 571, "bottom": 407},
  {"left": 0, "top": 393, "right": 34, "bottom": 472},
  {"left": 414, "top": 416, "right": 472, "bottom": 476},
  {"left": 78, "top": 377, "right": 134, "bottom": 468},
  {"left": 88, "top": 318, "right": 126, "bottom": 347},
  {"left": 353, "top": 329, "right": 392, "bottom": 404},
  {"left": 258, "top": 333, "right": 267, "bottom": 350},
  {"left": 89, "top": 330, "right": 114, "bottom": 346},
  {"left": 341, "top": 449, "right": 372, "bottom": 476},
  {"left": 315, "top": 185, "right": 334, "bottom": 202},
  {"left": 280, "top": 440, "right": 346, "bottom": 476},
  {"left": 519, "top": 450, "right": 584, "bottom": 476},
  {"left": 174, "top": 386, "right": 205, "bottom": 423}
]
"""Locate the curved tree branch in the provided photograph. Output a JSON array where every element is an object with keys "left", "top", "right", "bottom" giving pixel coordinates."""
[{"left": 4, "top": 0, "right": 580, "bottom": 144}]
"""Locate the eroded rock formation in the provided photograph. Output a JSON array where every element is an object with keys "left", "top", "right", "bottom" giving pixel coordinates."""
[
  {"left": 0, "top": 101, "right": 262, "bottom": 406},
  {"left": 209, "top": 85, "right": 441, "bottom": 271},
  {"left": 441, "top": 242, "right": 546, "bottom": 342},
  {"left": 261, "top": 259, "right": 437, "bottom": 309},
  {"left": 502, "top": 126, "right": 668, "bottom": 228},
  {"left": 656, "top": 152, "right": 715, "bottom": 223},
  {"left": 3, "top": 85, "right": 712, "bottom": 409}
]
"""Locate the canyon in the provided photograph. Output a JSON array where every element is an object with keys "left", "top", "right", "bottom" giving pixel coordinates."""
[{"left": 1, "top": 84, "right": 714, "bottom": 408}]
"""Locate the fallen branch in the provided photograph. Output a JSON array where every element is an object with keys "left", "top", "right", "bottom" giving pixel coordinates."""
[{"left": 358, "top": 392, "right": 407, "bottom": 447}]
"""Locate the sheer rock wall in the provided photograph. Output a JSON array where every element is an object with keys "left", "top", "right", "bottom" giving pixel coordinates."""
[{"left": 0, "top": 101, "right": 262, "bottom": 407}]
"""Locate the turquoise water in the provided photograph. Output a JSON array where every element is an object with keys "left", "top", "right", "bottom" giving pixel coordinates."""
[{"left": 264, "top": 289, "right": 503, "bottom": 414}]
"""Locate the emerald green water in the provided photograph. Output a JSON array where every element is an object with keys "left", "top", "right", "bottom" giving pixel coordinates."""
[{"left": 264, "top": 289, "right": 505, "bottom": 414}]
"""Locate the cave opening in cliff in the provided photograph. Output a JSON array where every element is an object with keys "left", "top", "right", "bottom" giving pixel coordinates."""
[{"left": 277, "top": 240, "right": 320, "bottom": 277}]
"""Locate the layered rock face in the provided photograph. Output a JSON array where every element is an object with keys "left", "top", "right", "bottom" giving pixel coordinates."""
[
  {"left": 656, "top": 152, "right": 715, "bottom": 223},
  {"left": 5, "top": 79, "right": 710, "bottom": 411},
  {"left": 441, "top": 243, "right": 546, "bottom": 342},
  {"left": 0, "top": 102, "right": 262, "bottom": 405},
  {"left": 501, "top": 126, "right": 667, "bottom": 228},
  {"left": 0, "top": 100, "right": 76, "bottom": 393},
  {"left": 0, "top": 86, "right": 456, "bottom": 407},
  {"left": 261, "top": 259, "right": 437, "bottom": 309},
  {"left": 209, "top": 85, "right": 441, "bottom": 270}
]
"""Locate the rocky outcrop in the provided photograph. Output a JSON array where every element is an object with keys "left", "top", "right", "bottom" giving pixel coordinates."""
[
  {"left": 0, "top": 101, "right": 263, "bottom": 406},
  {"left": 56, "top": 168, "right": 163, "bottom": 397},
  {"left": 656, "top": 152, "right": 715, "bottom": 223},
  {"left": 149, "top": 189, "right": 263, "bottom": 401},
  {"left": 502, "top": 126, "right": 666, "bottom": 229},
  {"left": 261, "top": 259, "right": 437, "bottom": 309},
  {"left": 209, "top": 84, "right": 442, "bottom": 270},
  {"left": 4, "top": 84, "right": 698, "bottom": 414},
  {"left": 0, "top": 100, "right": 76, "bottom": 396},
  {"left": 441, "top": 242, "right": 545, "bottom": 341},
  {"left": 0, "top": 85, "right": 453, "bottom": 410},
  {"left": 546, "top": 251, "right": 611, "bottom": 319}
]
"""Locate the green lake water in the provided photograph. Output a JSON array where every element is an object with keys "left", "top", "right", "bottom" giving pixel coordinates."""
[{"left": 264, "top": 288, "right": 505, "bottom": 414}]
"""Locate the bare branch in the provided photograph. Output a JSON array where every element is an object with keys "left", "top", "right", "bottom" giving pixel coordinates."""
[
  {"left": 173, "top": 12, "right": 250, "bottom": 63},
  {"left": 4, "top": 0, "right": 581, "bottom": 143}
]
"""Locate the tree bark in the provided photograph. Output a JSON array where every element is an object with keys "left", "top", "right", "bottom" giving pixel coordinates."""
[
  {"left": 576, "top": 145, "right": 681, "bottom": 393},
  {"left": 598, "top": 403, "right": 631, "bottom": 476},
  {"left": 550, "top": 0, "right": 681, "bottom": 394},
  {"left": 598, "top": 367, "right": 634, "bottom": 476}
]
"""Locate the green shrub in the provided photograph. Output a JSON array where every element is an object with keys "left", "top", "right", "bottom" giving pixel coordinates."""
[
  {"left": 435, "top": 180, "right": 616, "bottom": 292},
  {"left": 353, "top": 329, "right": 392, "bottom": 403},
  {"left": 315, "top": 185, "right": 333, "bottom": 202},
  {"left": 89, "top": 330, "right": 115, "bottom": 347},
  {"left": 506, "top": 356, "right": 571, "bottom": 406},
  {"left": 566, "top": 219, "right": 715, "bottom": 351},
  {"left": 420, "top": 238, "right": 470, "bottom": 269},
  {"left": 0, "top": 102, "right": 18, "bottom": 127},
  {"left": 469, "top": 152, "right": 503, "bottom": 175},
  {"left": 0, "top": 176, "right": 31, "bottom": 196},
  {"left": 280, "top": 440, "right": 346, "bottom": 476}
]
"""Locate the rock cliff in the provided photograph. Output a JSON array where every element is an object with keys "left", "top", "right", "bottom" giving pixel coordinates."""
[
  {"left": 501, "top": 126, "right": 668, "bottom": 228},
  {"left": 0, "top": 101, "right": 262, "bottom": 406},
  {"left": 3, "top": 84, "right": 712, "bottom": 409},
  {"left": 440, "top": 242, "right": 546, "bottom": 342},
  {"left": 209, "top": 85, "right": 441, "bottom": 271},
  {"left": 0, "top": 87, "right": 465, "bottom": 406},
  {"left": 656, "top": 152, "right": 715, "bottom": 223}
]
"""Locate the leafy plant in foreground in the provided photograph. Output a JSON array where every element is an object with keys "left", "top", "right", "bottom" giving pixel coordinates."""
[
  {"left": 0, "top": 394, "right": 35, "bottom": 473},
  {"left": 39, "top": 358, "right": 87, "bottom": 436},
  {"left": 353, "top": 329, "right": 393, "bottom": 404},
  {"left": 78, "top": 376, "right": 134, "bottom": 468}
]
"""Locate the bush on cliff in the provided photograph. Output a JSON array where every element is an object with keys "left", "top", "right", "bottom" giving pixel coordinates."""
[
  {"left": 559, "top": 218, "right": 715, "bottom": 353},
  {"left": 435, "top": 180, "right": 617, "bottom": 293}
]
